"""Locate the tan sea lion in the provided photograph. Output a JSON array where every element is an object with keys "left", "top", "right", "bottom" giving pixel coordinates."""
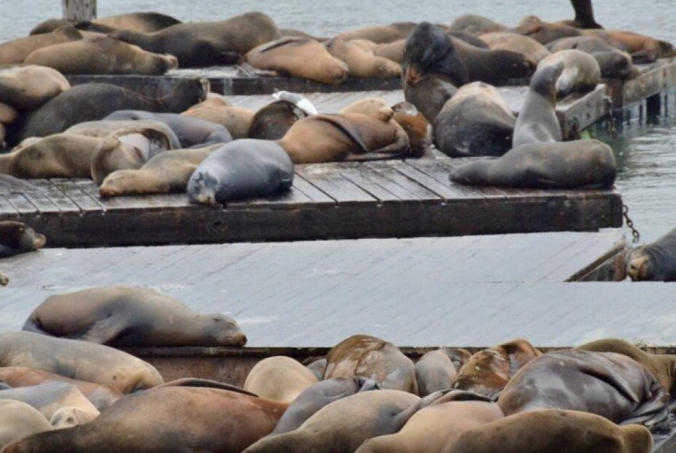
[
  {"left": 325, "top": 36, "right": 401, "bottom": 78},
  {"left": 0, "top": 65, "right": 70, "bottom": 111},
  {"left": 583, "top": 29, "right": 676, "bottom": 63},
  {"left": 0, "top": 382, "right": 100, "bottom": 424},
  {"left": 546, "top": 36, "right": 639, "bottom": 80},
  {"left": 245, "top": 37, "right": 349, "bottom": 84},
  {"left": 31, "top": 12, "right": 182, "bottom": 35},
  {"left": 0, "top": 400, "right": 53, "bottom": 449},
  {"left": 450, "top": 14, "right": 509, "bottom": 35},
  {"left": 448, "top": 409, "right": 652, "bottom": 453},
  {"left": 0, "top": 26, "right": 83, "bottom": 64},
  {"left": 623, "top": 227, "right": 676, "bottom": 282},
  {"left": 537, "top": 49, "right": 601, "bottom": 97},
  {"left": 479, "top": 32, "right": 551, "bottom": 64},
  {"left": 49, "top": 406, "right": 99, "bottom": 429},
  {"left": 23, "top": 285, "right": 247, "bottom": 347},
  {"left": 324, "top": 334, "right": 418, "bottom": 394},
  {"left": 0, "top": 221, "right": 46, "bottom": 257},
  {"left": 24, "top": 36, "right": 178, "bottom": 75},
  {"left": 392, "top": 101, "right": 432, "bottom": 158},
  {"left": 414, "top": 349, "right": 460, "bottom": 396},
  {"left": 335, "top": 22, "right": 420, "bottom": 44},
  {"left": 182, "top": 104, "right": 254, "bottom": 139},
  {"left": 243, "top": 356, "right": 319, "bottom": 404},
  {"left": 513, "top": 15, "right": 582, "bottom": 45},
  {"left": 340, "top": 97, "right": 394, "bottom": 122}
]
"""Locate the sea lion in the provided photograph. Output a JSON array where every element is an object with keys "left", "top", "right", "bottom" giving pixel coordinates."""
[
  {"left": 355, "top": 390, "right": 503, "bottom": 453},
  {"left": 31, "top": 12, "right": 182, "bottom": 35},
  {"left": 0, "top": 272, "right": 8, "bottom": 286},
  {"left": 335, "top": 22, "right": 420, "bottom": 44},
  {"left": 12, "top": 79, "right": 208, "bottom": 144},
  {"left": 243, "top": 356, "right": 319, "bottom": 404},
  {"left": 0, "top": 366, "right": 123, "bottom": 410},
  {"left": 23, "top": 285, "right": 247, "bottom": 347},
  {"left": 449, "top": 14, "right": 509, "bottom": 35},
  {"left": 4, "top": 385, "right": 288, "bottom": 453},
  {"left": 433, "top": 81, "right": 517, "bottom": 158},
  {"left": 0, "top": 382, "right": 100, "bottom": 423},
  {"left": 182, "top": 102, "right": 254, "bottom": 140},
  {"left": 583, "top": 29, "right": 676, "bottom": 63},
  {"left": 305, "top": 357, "right": 327, "bottom": 381},
  {"left": 0, "top": 102, "right": 17, "bottom": 125},
  {"left": 276, "top": 113, "right": 410, "bottom": 164},
  {"left": 324, "top": 36, "right": 401, "bottom": 78},
  {"left": 0, "top": 26, "right": 83, "bottom": 64},
  {"left": 243, "top": 389, "right": 421, "bottom": 453},
  {"left": 103, "top": 111, "right": 232, "bottom": 147},
  {"left": 546, "top": 36, "right": 639, "bottom": 80},
  {"left": 623, "top": 227, "right": 676, "bottom": 282},
  {"left": 512, "top": 62, "right": 564, "bottom": 148},
  {"left": 24, "top": 36, "right": 178, "bottom": 75},
  {"left": 271, "top": 376, "right": 380, "bottom": 435},
  {"left": 245, "top": 37, "right": 349, "bottom": 84},
  {"left": 453, "top": 339, "right": 542, "bottom": 399},
  {"left": 65, "top": 119, "right": 180, "bottom": 146},
  {"left": 498, "top": 350, "right": 671, "bottom": 428},
  {"left": 479, "top": 32, "right": 551, "bottom": 64},
  {"left": 0, "top": 331, "right": 163, "bottom": 394},
  {"left": 450, "top": 139, "right": 617, "bottom": 189},
  {"left": 188, "top": 139, "right": 293, "bottom": 205},
  {"left": 0, "top": 65, "right": 70, "bottom": 111},
  {"left": 248, "top": 100, "right": 308, "bottom": 140},
  {"left": 513, "top": 15, "right": 582, "bottom": 45},
  {"left": 561, "top": 0, "right": 604, "bottom": 29},
  {"left": 0, "top": 400, "right": 53, "bottom": 449},
  {"left": 414, "top": 349, "right": 460, "bottom": 396},
  {"left": 392, "top": 101, "right": 432, "bottom": 157},
  {"left": 49, "top": 406, "right": 99, "bottom": 429},
  {"left": 324, "top": 334, "right": 418, "bottom": 394},
  {"left": 340, "top": 97, "right": 393, "bottom": 122},
  {"left": 109, "top": 11, "right": 282, "bottom": 67},
  {"left": 0, "top": 221, "right": 46, "bottom": 257},
  {"left": 537, "top": 49, "right": 601, "bottom": 97},
  {"left": 449, "top": 409, "right": 652, "bottom": 453},
  {"left": 98, "top": 144, "right": 222, "bottom": 197}
]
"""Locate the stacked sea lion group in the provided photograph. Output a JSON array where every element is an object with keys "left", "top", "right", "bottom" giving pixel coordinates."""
[{"left": 0, "top": 331, "right": 671, "bottom": 452}]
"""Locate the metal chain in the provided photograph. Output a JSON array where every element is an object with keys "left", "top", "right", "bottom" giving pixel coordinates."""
[
  {"left": 622, "top": 204, "right": 641, "bottom": 244},
  {"left": 603, "top": 96, "right": 618, "bottom": 138}
]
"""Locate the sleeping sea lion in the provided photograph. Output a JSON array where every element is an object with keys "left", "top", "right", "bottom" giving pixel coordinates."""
[{"left": 624, "top": 227, "right": 676, "bottom": 282}]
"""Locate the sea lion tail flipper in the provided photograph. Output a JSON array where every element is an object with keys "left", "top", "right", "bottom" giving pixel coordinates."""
[
  {"left": 21, "top": 317, "right": 52, "bottom": 335},
  {"left": 255, "top": 37, "right": 306, "bottom": 54},
  {"left": 79, "top": 317, "right": 127, "bottom": 345},
  {"left": 158, "top": 378, "right": 259, "bottom": 396},
  {"left": 578, "top": 362, "right": 640, "bottom": 404},
  {"left": 312, "top": 114, "right": 371, "bottom": 154},
  {"left": 344, "top": 136, "right": 410, "bottom": 161}
]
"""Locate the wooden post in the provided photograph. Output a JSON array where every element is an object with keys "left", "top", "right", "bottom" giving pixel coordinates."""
[{"left": 62, "top": 0, "right": 97, "bottom": 21}]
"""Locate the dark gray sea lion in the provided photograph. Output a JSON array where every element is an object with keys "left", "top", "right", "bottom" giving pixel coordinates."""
[
  {"left": 546, "top": 36, "right": 638, "bottom": 80},
  {"left": 450, "top": 139, "right": 617, "bottom": 189},
  {"left": 187, "top": 139, "right": 294, "bottom": 205},
  {"left": 103, "top": 110, "right": 232, "bottom": 147},
  {"left": 243, "top": 356, "right": 319, "bottom": 404},
  {"left": 537, "top": 49, "right": 601, "bottom": 97},
  {"left": 11, "top": 79, "right": 207, "bottom": 144},
  {"left": 433, "top": 81, "right": 517, "bottom": 158},
  {"left": 512, "top": 62, "right": 564, "bottom": 148},
  {"left": 450, "top": 37, "right": 536, "bottom": 85},
  {"left": 0, "top": 26, "right": 83, "bottom": 64},
  {"left": 0, "top": 331, "right": 163, "bottom": 394},
  {"left": 0, "top": 221, "right": 46, "bottom": 258},
  {"left": 497, "top": 350, "right": 671, "bottom": 428},
  {"left": 271, "top": 376, "right": 380, "bottom": 435},
  {"left": 624, "top": 227, "right": 676, "bottom": 282},
  {"left": 24, "top": 36, "right": 178, "bottom": 75},
  {"left": 31, "top": 12, "right": 182, "bottom": 35},
  {"left": 248, "top": 100, "right": 308, "bottom": 140},
  {"left": 109, "top": 12, "right": 282, "bottom": 67},
  {"left": 0, "top": 65, "right": 70, "bottom": 111},
  {"left": 23, "top": 285, "right": 247, "bottom": 347},
  {"left": 3, "top": 385, "right": 288, "bottom": 453},
  {"left": 562, "top": 0, "right": 604, "bottom": 29}
]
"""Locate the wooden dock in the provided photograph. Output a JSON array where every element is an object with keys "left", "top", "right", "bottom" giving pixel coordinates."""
[{"left": 0, "top": 157, "right": 623, "bottom": 247}]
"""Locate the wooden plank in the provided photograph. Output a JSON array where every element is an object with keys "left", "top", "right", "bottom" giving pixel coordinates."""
[
  {"left": 0, "top": 195, "right": 19, "bottom": 216},
  {"left": 393, "top": 162, "right": 469, "bottom": 200},
  {"left": 52, "top": 180, "right": 104, "bottom": 213},
  {"left": 20, "top": 186, "right": 62, "bottom": 215},
  {"left": 290, "top": 174, "right": 337, "bottom": 205},
  {"left": 406, "top": 159, "right": 489, "bottom": 200},
  {"left": 340, "top": 166, "right": 403, "bottom": 204},
  {"left": 556, "top": 85, "right": 609, "bottom": 139},
  {"left": 295, "top": 167, "right": 377, "bottom": 205},
  {"left": 364, "top": 161, "right": 444, "bottom": 203},
  {"left": 4, "top": 194, "right": 38, "bottom": 216},
  {"left": 28, "top": 180, "right": 80, "bottom": 214}
]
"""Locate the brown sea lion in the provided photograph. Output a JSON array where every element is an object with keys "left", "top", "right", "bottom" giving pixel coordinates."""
[
  {"left": 335, "top": 22, "right": 419, "bottom": 44},
  {"left": 355, "top": 390, "right": 503, "bottom": 453},
  {"left": 546, "top": 36, "right": 639, "bottom": 80},
  {"left": 340, "top": 97, "right": 393, "bottom": 122},
  {"left": 450, "top": 139, "right": 617, "bottom": 189},
  {"left": 182, "top": 102, "right": 254, "bottom": 140},
  {"left": 24, "top": 36, "right": 178, "bottom": 75},
  {"left": 109, "top": 12, "right": 282, "bottom": 67},
  {"left": 325, "top": 36, "right": 401, "bottom": 78},
  {"left": 0, "top": 400, "right": 53, "bottom": 449},
  {"left": 248, "top": 100, "right": 308, "bottom": 140},
  {"left": 449, "top": 14, "right": 509, "bottom": 35},
  {"left": 0, "top": 221, "right": 46, "bottom": 258},
  {"left": 498, "top": 350, "right": 671, "bottom": 428},
  {"left": 414, "top": 349, "right": 460, "bottom": 396},
  {"left": 624, "top": 227, "right": 676, "bottom": 282},
  {"left": 276, "top": 112, "right": 410, "bottom": 164},
  {"left": 513, "top": 15, "right": 582, "bottom": 45},
  {"left": 583, "top": 29, "right": 676, "bottom": 63},
  {"left": 99, "top": 144, "right": 222, "bottom": 197},
  {"left": 0, "top": 65, "right": 70, "bottom": 111},
  {"left": 451, "top": 36, "right": 536, "bottom": 85},
  {"left": 0, "top": 331, "right": 163, "bottom": 394},
  {"left": 324, "top": 334, "right": 418, "bottom": 394},
  {"left": 479, "top": 32, "right": 551, "bottom": 64},
  {"left": 0, "top": 382, "right": 99, "bottom": 424},
  {"left": 245, "top": 37, "right": 349, "bottom": 84},
  {"left": 392, "top": 101, "right": 432, "bottom": 158},
  {"left": 0, "top": 26, "right": 83, "bottom": 64},
  {"left": 23, "top": 285, "right": 247, "bottom": 347},
  {"left": 4, "top": 385, "right": 288, "bottom": 453},
  {"left": 537, "top": 49, "right": 601, "bottom": 97},
  {"left": 243, "top": 356, "right": 319, "bottom": 404},
  {"left": 449, "top": 409, "right": 652, "bottom": 453},
  {"left": 31, "top": 12, "right": 182, "bottom": 35},
  {"left": 433, "top": 81, "right": 517, "bottom": 158},
  {"left": 243, "top": 389, "right": 421, "bottom": 453}
]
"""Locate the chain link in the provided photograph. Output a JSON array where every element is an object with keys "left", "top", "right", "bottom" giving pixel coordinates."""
[
  {"left": 603, "top": 96, "right": 618, "bottom": 138},
  {"left": 622, "top": 204, "right": 641, "bottom": 244}
]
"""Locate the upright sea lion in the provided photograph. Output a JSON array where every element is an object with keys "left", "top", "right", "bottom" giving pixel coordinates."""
[
  {"left": 245, "top": 37, "right": 349, "bottom": 84},
  {"left": 324, "top": 334, "right": 418, "bottom": 394},
  {"left": 546, "top": 36, "right": 639, "bottom": 80},
  {"left": 243, "top": 356, "right": 319, "bottom": 404},
  {"left": 4, "top": 385, "right": 288, "bottom": 453},
  {"left": 537, "top": 49, "right": 601, "bottom": 97},
  {"left": 24, "top": 36, "right": 178, "bottom": 75},
  {"left": 449, "top": 409, "right": 652, "bottom": 453},
  {"left": 450, "top": 139, "right": 617, "bottom": 189},
  {"left": 248, "top": 100, "right": 308, "bottom": 140},
  {"left": 0, "top": 26, "right": 83, "bottom": 64},
  {"left": 449, "top": 14, "right": 509, "bottom": 35},
  {"left": 392, "top": 102, "right": 432, "bottom": 158},
  {"left": 110, "top": 12, "right": 282, "bottom": 67},
  {"left": 12, "top": 79, "right": 207, "bottom": 143},
  {"left": 562, "top": 0, "right": 604, "bottom": 29},
  {"left": 512, "top": 62, "right": 564, "bottom": 148},
  {"left": 0, "top": 382, "right": 100, "bottom": 423},
  {"left": 433, "top": 81, "right": 517, "bottom": 158},
  {"left": 0, "top": 222, "right": 46, "bottom": 257},
  {"left": 325, "top": 36, "right": 402, "bottom": 78},
  {"left": 498, "top": 350, "right": 671, "bottom": 428},
  {"left": 31, "top": 12, "right": 182, "bottom": 35},
  {"left": 182, "top": 101, "right": 255, "bottom": 140},
  {"left": 187, "top": 139, "right": 294, "bottom": 205},
  {"left": 415, "top": 349, "right": 460, "bottom": 396},
  {"left": 23, "top": 285, "right": 247, "bottom": 347},
  {"left": 479, "top": 32, "right": 551, "bottom": 64},
  {"left": 0, "top": 400, "right": 53, "bottom": 449},
  {"left": 624, "top": 227, "right": 676, "bottom": 282},
  {"left": 0, "top": 65, "right": 70, "bottom": 111},
  {"left": 0, "top": 331, "right": 163, "bottom": 394}
]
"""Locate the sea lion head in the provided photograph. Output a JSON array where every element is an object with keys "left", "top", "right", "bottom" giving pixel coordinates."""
[
  {"left": 625, "top": 247, "right": 651, "bottom": 281},
  {"left": 531, "top": 60, "right": 565, "bottom": 100},
  {"left": 1, "top": 221, "right": 47, "bottom": 252},
  {"left": 188, "top": 171, "right": 220, "bottom": 206},
  {"left": 206, "top": 314, "right": 248, "bottom": 346}
]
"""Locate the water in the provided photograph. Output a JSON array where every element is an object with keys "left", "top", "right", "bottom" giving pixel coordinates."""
[{"left": 2, "top": 0, "right": 675, "bottom": 242}]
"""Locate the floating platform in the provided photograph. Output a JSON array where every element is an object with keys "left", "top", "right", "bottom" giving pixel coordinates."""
[{"left": 0, "top": 157, "right": 623, "bottom": 247}]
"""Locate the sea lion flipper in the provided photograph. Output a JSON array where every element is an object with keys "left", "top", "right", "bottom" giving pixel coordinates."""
[
  {"left": 157, "top": 378, "right": 259, "bottom": 396},
  {"left": 80, "top": 317, "right": 126, "bottom": 344},
  {"left": 255, "top": 37, "right": 307, "bottom": 54},
  {"left": 343, "top": 137, "right": 410, "bottom": 161},
  {"left": 312, "top": 115, "right": 371, "bottom": 154},
  {"left": 578, "top": 362, "right": 640, "bottom": 404}
]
